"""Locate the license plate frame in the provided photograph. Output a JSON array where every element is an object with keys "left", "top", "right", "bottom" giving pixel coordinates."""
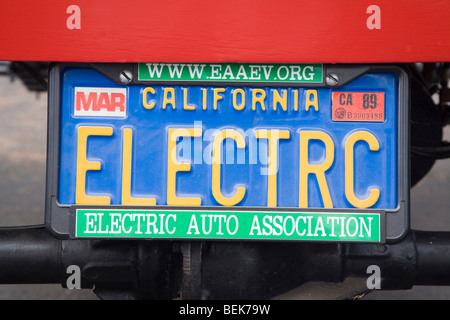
[{"left": 45, "top": 63, "right": 409, "bottom": 243}]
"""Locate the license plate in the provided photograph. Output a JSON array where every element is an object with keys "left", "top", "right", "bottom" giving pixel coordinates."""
[{"left": 45, "top": 63, "right": 409, "bottom": 243}]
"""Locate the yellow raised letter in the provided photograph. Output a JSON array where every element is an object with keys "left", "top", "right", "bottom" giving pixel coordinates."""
[
  {"left": 213, "top": 88, "right": 225, "bottom": 110},
  {"left": 202, "top": 88, "right": 207, "bottom": 110},
  {"left": 293, "top": 89, "right": 299, "bottom": 111},
  {"left": 256, "top": 129, "right": 290, "bottom": 207},
  {"left": 252, "top": 89, "right": 266, "bottom": 111},
  {"left": 212, "top": 129, "right": 246, "bottom": 206},
  {"left": 163, "top": 87, "right": 176, "bottom": 109},
  {"left": 183, "top": 88, "right": 196, "bottom": 110},
  {"left": 122, "top": 128, "right": 156, "bottom": 205},
  {"left": 233, "top": 88, "right": 245, "bottom": 111},
  {"left": 305, "top": 90, "right": 319, "bottom": 112},
  {"left": 345, "top": 131, "right": 380, "bottom": 208},
  {"left": 143, "top": 87, "right": 156, "bottom": 109},
  {"left": 299, "top": 131, "right": 334, "bottom": 208},
  {"left": 76, "top": 126, "right": 113, "bottom": 205},
  {"left": 273, "top": 89, "right": 287, "bottom": 111},
  {"left": 167, "top": 128, "right": 202, "bottom": 206}
]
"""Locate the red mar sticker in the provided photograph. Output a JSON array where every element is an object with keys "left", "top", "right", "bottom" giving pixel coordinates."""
[{"left": 332, "top": 92, "right": 385, "bottom": 122}]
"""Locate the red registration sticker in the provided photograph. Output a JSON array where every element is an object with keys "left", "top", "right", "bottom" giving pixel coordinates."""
[{"left": 332, "top": 92, "right": 385, "bottom": 122}]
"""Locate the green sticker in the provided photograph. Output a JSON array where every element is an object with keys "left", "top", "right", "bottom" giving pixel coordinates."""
[
  {"left": 138, "top": 63, "right": 322, "bottom": 83},
  {"left": 76, "top": 209, "right": 381, "bottom": 242}
]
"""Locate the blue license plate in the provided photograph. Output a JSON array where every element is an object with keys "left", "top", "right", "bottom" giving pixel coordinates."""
[{"left": 46, "top": 63, "right": 409, "bottom": 242}]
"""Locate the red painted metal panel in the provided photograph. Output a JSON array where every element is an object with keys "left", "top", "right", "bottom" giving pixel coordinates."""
[{"left": 0, "top": 0, "right": 449, "bottom": 63}]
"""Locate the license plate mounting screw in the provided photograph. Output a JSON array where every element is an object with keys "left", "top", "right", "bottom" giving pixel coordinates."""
[
  {"left": 326, "top": 73, "right": 339, "bottom": 86},
  {"left": 119, "top": 70, "right": 133, "bottom": 84}
]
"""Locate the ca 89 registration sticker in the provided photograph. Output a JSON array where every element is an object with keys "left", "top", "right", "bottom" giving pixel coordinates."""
[{"left": 332, "top": 92, "right": 385, "bottom": 122}]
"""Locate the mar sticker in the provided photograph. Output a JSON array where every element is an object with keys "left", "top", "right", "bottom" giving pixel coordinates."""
[
  {"left": 332, "top": 92, "right": 385, "bottom": 122},
  {"left": 74, "top": 87, "right": 127, "bottom": 117}
]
